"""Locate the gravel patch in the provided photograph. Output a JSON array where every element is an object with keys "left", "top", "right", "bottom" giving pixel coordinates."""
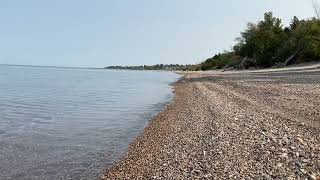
[{"left": 102, "top": 69, "right": 320, "bottom": 179}]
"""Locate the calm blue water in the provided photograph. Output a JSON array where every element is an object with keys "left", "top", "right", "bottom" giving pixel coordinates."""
[{"left": 0, "top": 65, "right": 180, "bottom": 180}]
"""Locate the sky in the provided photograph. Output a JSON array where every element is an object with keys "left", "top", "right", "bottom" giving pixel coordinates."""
[{"left": 0, "top": 0, "right": 316, "bottom": 68}]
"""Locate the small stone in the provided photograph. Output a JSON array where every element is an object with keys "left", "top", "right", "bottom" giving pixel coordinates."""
[
  {"left": 311, "top": 153, "right": 315, "bottom": 158},
  {"left": 287, "top": 175, "right": 295, "bottom": 180},
  {"left": 163, "top": 163, "right": 168, "bottom": 167},
  {"left": 300, "top": 168, "right": 306, "bottom": 174},
  {"left": 262, "top": 173, "right": 272, "bottom": 180},
  {"left": 266, "top": 151, "right": 271, "bottom": 155},
  {"left": 295, "top": 161, "right": 302, "bottom": 168},
  {"left": 203, "top": 150, "right": 207, "bottom": 157},
  {"left": 277, "top": 163, "right": 283, "bottom": 168},
  {"left": 297, "top": 137, "right": 305, "bottom": 145},
  {"left": 308, "top": 174, "right": 317, "bottom": 180},
  {"left": 302, "top": 159, "right": 310, "bottom": 163},
  {"left": 193, "top": 170, "right": 201, "bottom": 175},
  {"left": 280, "top": 153, "right": 288, "bottom": 158}
]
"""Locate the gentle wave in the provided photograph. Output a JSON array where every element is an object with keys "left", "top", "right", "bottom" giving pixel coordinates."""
[{"left": 0, "top": 65, "right": 180, "bottom": 179}]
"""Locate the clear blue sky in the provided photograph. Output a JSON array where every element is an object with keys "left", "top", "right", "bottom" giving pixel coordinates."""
[{"left": 0, "top": 0, "right": 316, "bottom": 68}]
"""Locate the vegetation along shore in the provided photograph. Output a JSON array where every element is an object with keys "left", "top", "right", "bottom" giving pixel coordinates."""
[{"left": 106, "top": 12, "right": 320, "bottom": 71}]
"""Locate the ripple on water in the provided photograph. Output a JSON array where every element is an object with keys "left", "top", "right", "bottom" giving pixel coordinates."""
[{"left": 0, "top": 65, "right": 180, "bottom": 179}]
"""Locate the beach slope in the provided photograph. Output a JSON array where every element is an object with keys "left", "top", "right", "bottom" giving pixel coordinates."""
[{"left": 103, "top": 68, "right": 320, "bottom": 179}]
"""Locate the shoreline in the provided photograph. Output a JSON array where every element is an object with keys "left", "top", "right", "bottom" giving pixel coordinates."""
[
  {"left": 102, "top": 69, "right": 320, "bottom": 179},
  {"left": 101, "top": 75, "right": 183, "bottom": 179}
]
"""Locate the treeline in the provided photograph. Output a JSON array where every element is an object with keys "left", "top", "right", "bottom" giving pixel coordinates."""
[
  {"left": 106, "top": 12, "right": 320, "bottom": 71},
  {"left": 105, "top": 64, "right": 193, "bottom": 71},
  {"left": 188, "top": 12, "right": 320, "bottom": 71}
]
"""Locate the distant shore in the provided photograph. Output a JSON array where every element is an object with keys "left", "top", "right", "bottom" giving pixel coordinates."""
[{"left": 102, "top": 67, "right": 320, "bottom": 179}]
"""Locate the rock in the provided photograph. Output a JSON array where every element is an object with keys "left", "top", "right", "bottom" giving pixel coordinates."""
[
  {"left": 203, "top": 150, "right": 207, "bottom": 157},
  {"left": 311, "top": 153, "right": 315, "bottom": 158},
  {"left": 287, "top": 175, "right": 295, "bottom": 180},
  {"left": 300, "top": 168, "right": 307, "bottom": 174},
  {"left": 295, "top": 161, "right": 303, "bottom": 168},
  {"left": 266, "top": 151, "right": 271, "bottom": 155},
  {"left": 297, "top": 137, "right": 306, "bottom": 145},
  {"left": 277, "top": 163, "right": 283, "bottom": 168},
  {"left": 163, "top": 163, "right": 168, "bottom": 167},
  {"left": 308, "top": 174, "right": 317, "bottom": 180},
  {"left": 262, "top": 173, "right": 272, "bottom": 180},
  {"left": 302, "top": 159, "right": 310, "bottom": 163},
  {"left": 280, "top": 153, "right": 288, "bottom": 158}
]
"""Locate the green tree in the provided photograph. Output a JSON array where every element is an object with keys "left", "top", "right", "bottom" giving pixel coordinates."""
[
  {"left": 186, "top": 11, "right": 320, "bottom": 71},
  {"left": 291, "top": 18, "right": 320, "bottom": 60},
  {"left": 235, "top": 12, "right": 287, "bottom": 67}
]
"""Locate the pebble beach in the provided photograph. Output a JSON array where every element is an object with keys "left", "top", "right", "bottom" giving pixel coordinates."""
[{"left": 102, "top": 68, "right": 320, "bottom": 179}]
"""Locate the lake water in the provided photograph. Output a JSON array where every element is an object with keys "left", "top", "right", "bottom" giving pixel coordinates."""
[{"left": 0, "top": 65, "right": 180, "bottom": 179}]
